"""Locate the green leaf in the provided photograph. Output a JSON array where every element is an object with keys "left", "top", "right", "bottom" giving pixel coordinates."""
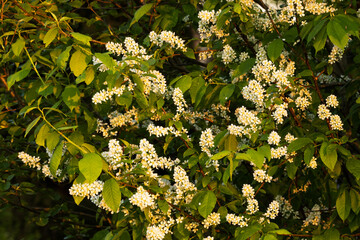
[
  {"left": 288, "top": 138, "right": 313, "bottom": 153},
  {"left": 269, "top": 229, "right": 291, "bottom": 235},
  {"left": 36, "top": 124, "right": 50, "bottom": 147},
  {"left": 189, "top": 77, "right": 205, "bottom": 104},
  {"left": 264, "top": 234, "right": 277, "bottom": 240},
  {"left": 43, "top": 27, "right": 59, "bottom": 47},
  {"left": 219, "top": 84, "right": 235, "bottom": 105},
  {"left": 346, "top": 158, "right": 360, "bottom": 180},
  {"left": 25, "top": 116, "right": 41, "bottom": 137},
  {"left": 198, "top": 190, "right": 217, "bottom": 218},
  {"left": 327, "top": 20, "right": 348, "bottom": 49},
  {"left": 258, "top": 145, "right": 271, "bottom": 161},
  {"left": 236, "top": 223, "right": 262, "bottom": 240},
  {"left": 70, "top": 50, "right": 88, "bottom": 77},
  {"left": 94, "top": 53, "right": 115, "bottom": 70},
  {"left": 78, "top": 153, "right": 103, "bottom": 183},
  {"left": 103, "top": 178, "right": 121, "bottom": 212},
  {"left": 336, "top": 190, "right": 350, "bottom": 221},
  {"left": 7, "top": 69, "right": 31, "bottom": 89},
  {"left": 267, "top": 39, "right": 284, "bottom": 62},
  {"left": 233, "top": 58, "right": 256, "bottom": 77},
  {"left": 62, "top": 85, "right": 80, "bottom": 111},
  {"left": 158, "top": 199, "right": 170, "bottom": 214},
  {"left": 234, "top": 3, "right": 241, "bottom": 14},
  {"left": 184, "top": 48, "right": 195, "bottom": 59},
  {"left": 11, "top": 38, "right": 25, "bottom": 56},
  {"left": 211, "top": 151, "right": 231, "bottom": 160},
  {"left": 131, "top": 3, "right": 153, "bottom": 26},
  {"left": 175, "top": 75, "right": 192, "bottom": 93},
  {"left": 304, "top": 145, "right": 315, "bottom": 165},
  {"left": 57, "top": 46, "right": 72, "bottom": 70},
  {"left": 246, "top": 149, "right": 264, "bottom": 168},
  {"left": 224, "top": 134, "right": 238, "bottom": 151},
  {"left": 313, "top": 24, "right": 327, "bottom": 53},
  {"left": 350, "top": 189, "right": 360, "bottom": 214},
  {"left": 324, "top": 228, "right": 340, "bottom": 240},
  {"left": 50, "top": 141, "right": 64, "bottom": 176},
  {"left": 307, "top": 19, "right": 327, "bottom": 43},
  {"left": 320, "top": 142, "right": 338, "bottom": 171},
  {"left": 70, "top": 32, "right": 92, "bottom": 45}
]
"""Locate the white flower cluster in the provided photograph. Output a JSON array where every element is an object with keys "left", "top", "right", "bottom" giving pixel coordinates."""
[
  {"left": 138, "top": 70, "right": 167, "bottom": 95},
  {"left": 317, "top": 95, "right": 343, "bottom": 130},
  {"left": 149, "top": 31, "right": 186, "bottom": 52},
  {"left": 328, "top": 45, "right": 344, "bottom": 65},
  {"left": 253, "top": 169, "right": 273, "bottom": 183},
  {"left": 202, "top": 212, "right": 220, "bottom": 229},
  {"left": 199, "top": 128, "right": 214, "bottom": 157},
  {"left": 147, "top": 123, "right": 189, "bottom": 138},
  {"left": 228, "top": 106, "right": 261, "bottom": 137},
  {"left": 272, "top": 103, "right": 288, "bottom": 124},
  {"left": 92, "top": 85, "right": 126, "bottom": 104},
  {"left": 242, "top": 184, "right": 259, "bottom": 214},
  {"left": 285, "top": 133, "right": 296, "bottom": 143},
  {"left": 226, "top": 213, "right": 248, "bottom": 227},
  {"left": 146, "top": 218, "right": 175, "bottom": 240},
  {"left": 108, "top": 108, "right": 138, "bottom": 128},
  {"left": 101, "top": 139, "right": 123, "bottom": 171},
  {"left": 129, "top": 186, "right": 156, "bottom": 211},
  {"left": 268, "top": 131, "right": 281, "bottom": 146},
  {"left": 271, "top": 146, "right": 288, "bottom": 159},
  {"left": 18, "top": 152, "right": 41, "bottom": 170},
  {"left": 309, "top": 156, "right": 317, "bottom": 169},
  {"left": 140, "top": 139, "right": 177, "bottom": 169},
  {"left": 279, "top": 0, "right": 336, "bottom": 25},
  {"left": 221, "top": 44, "right": 237, "bottom": 65},
  {"left": 69, "top": 180, "right": 104, "bottom": 199},
  {"left": 172, "top": 166, "right": 197, "bottom": 204},
  {"left": 197, "top": 10, "right": 227, "bottom": 42},
  {"left": 303, "top": 204, "right": 321, "bottom": 227},
  {"left": 264, "top": 200, "right": 280, "bottom": 219},
  {"left": 172, "top": 88, "right": 187, "bottom": 115},
  {"left": 242, "top": 80, "right": 265, "bottom": 107},
  {"left": 275, "top": 195, "right": 298, "bottom": 219}
]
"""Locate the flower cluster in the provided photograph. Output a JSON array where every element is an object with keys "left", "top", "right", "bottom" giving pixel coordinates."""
[
  {"left": 199, "top": 128, "right": 214, "bottom": 157},
  {"left": 18, "top": 152, "right": 41, "bottom": 170},
  {"left": 264, "top": 200, "right": 280, "bottom": 219},
  {"left": 149, "top": 31, "right": 186, "bottom": 52},
  {"left": 69, "top": 180, "right": 104, "bottom": 199},
  {"left": 129, "top": 186, "right": 156, "bottom": 211},
  {"left": 226, "top": 213, "right": 248, "bottom": 227},
  {"left": 202, "top": 212, "right": 220, "bottom": 229},
  {"left": 253, "top": 170, "right": 273, "bottom": 183},
  {"left": 92, "top": 86, "right": 126, "bottom": 104}
]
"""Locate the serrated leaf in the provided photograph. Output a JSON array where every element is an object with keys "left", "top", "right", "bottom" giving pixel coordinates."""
[
  {"left": 247, "top": 149, "right": 264, "bottom": 168},
  {"left": 211, "top": 151, "right": 231, "bottom": 160},
  {"left": 62, "top": 85, "right": 80, "bottom": 111},
  {"left": 43, "top": 27, "right": 59, "bottom": 47},
  {"left": 78, "top": 153, "right": 103, "bottom": 183},
  {"left": 11, "top": 38, "right": 25, "bottom": 56},
  {"left": 267, "top": 39, "right": 284, "bottom": 62},
  {"left": 184, "top": 48, "right": 195, "bottom": 59},
  {"left": 307, "top": 19, "right": 327, "bottom": 43},
  {"left": 175, "top": 75, "right": 192, "bottom": 93},
  {"left": 346, "top": 158, "right": 360, "bottom": 180},
  {"left": 50, "top": 141, "right": 64, "bottom": 176},
  {"left": 336, "top": 190, "right": 350, "bottom": 221},
  {"left": 327, "top": 20, "right": 348, "bottom": 49},
  {"left": 324, "top": 228, "right": 340, "bottom": 240},
  {"left": 36, "top": 124, "right": 50, "bottom": 147},
  {"left": 103, "top": 178, "right": 121, "bottom": 212},
  {"left": 219, "top": 84, "right": 235, "bottom": 105},
  {"left": 233, "top": 58, "right": 255, "bottom": 77},
  {"left": 57, "top": 46, "right": 72, "bottom": 70},
  {"left": 320, "top": 142, "right": 338, "bottom": 171},
  {"left": 94, "top": 52, "right": 115, "bottom": 70},
  {"left": 198, "top": 190, "right": 217, "bottom": 218},
  {"left": 288, "top": 138, "right": 313, "bottom": 153},
  {"left": 313, "top": 26, "right": 328, "bottom": 53},
  {"left": 131, "top": 3, "right": 153, "bottom": 26},
  {"left": 7, "top": 69, "right": 31, "bottom": 89},
  {"left": 70, "top": 50, "right": 88, "bottom": 77},
  {"left": 70, "top": 32, "right": 92, "bottom": 45},
  {"left": 25, "top": 116, "right": 41, "bottom": 137}
]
